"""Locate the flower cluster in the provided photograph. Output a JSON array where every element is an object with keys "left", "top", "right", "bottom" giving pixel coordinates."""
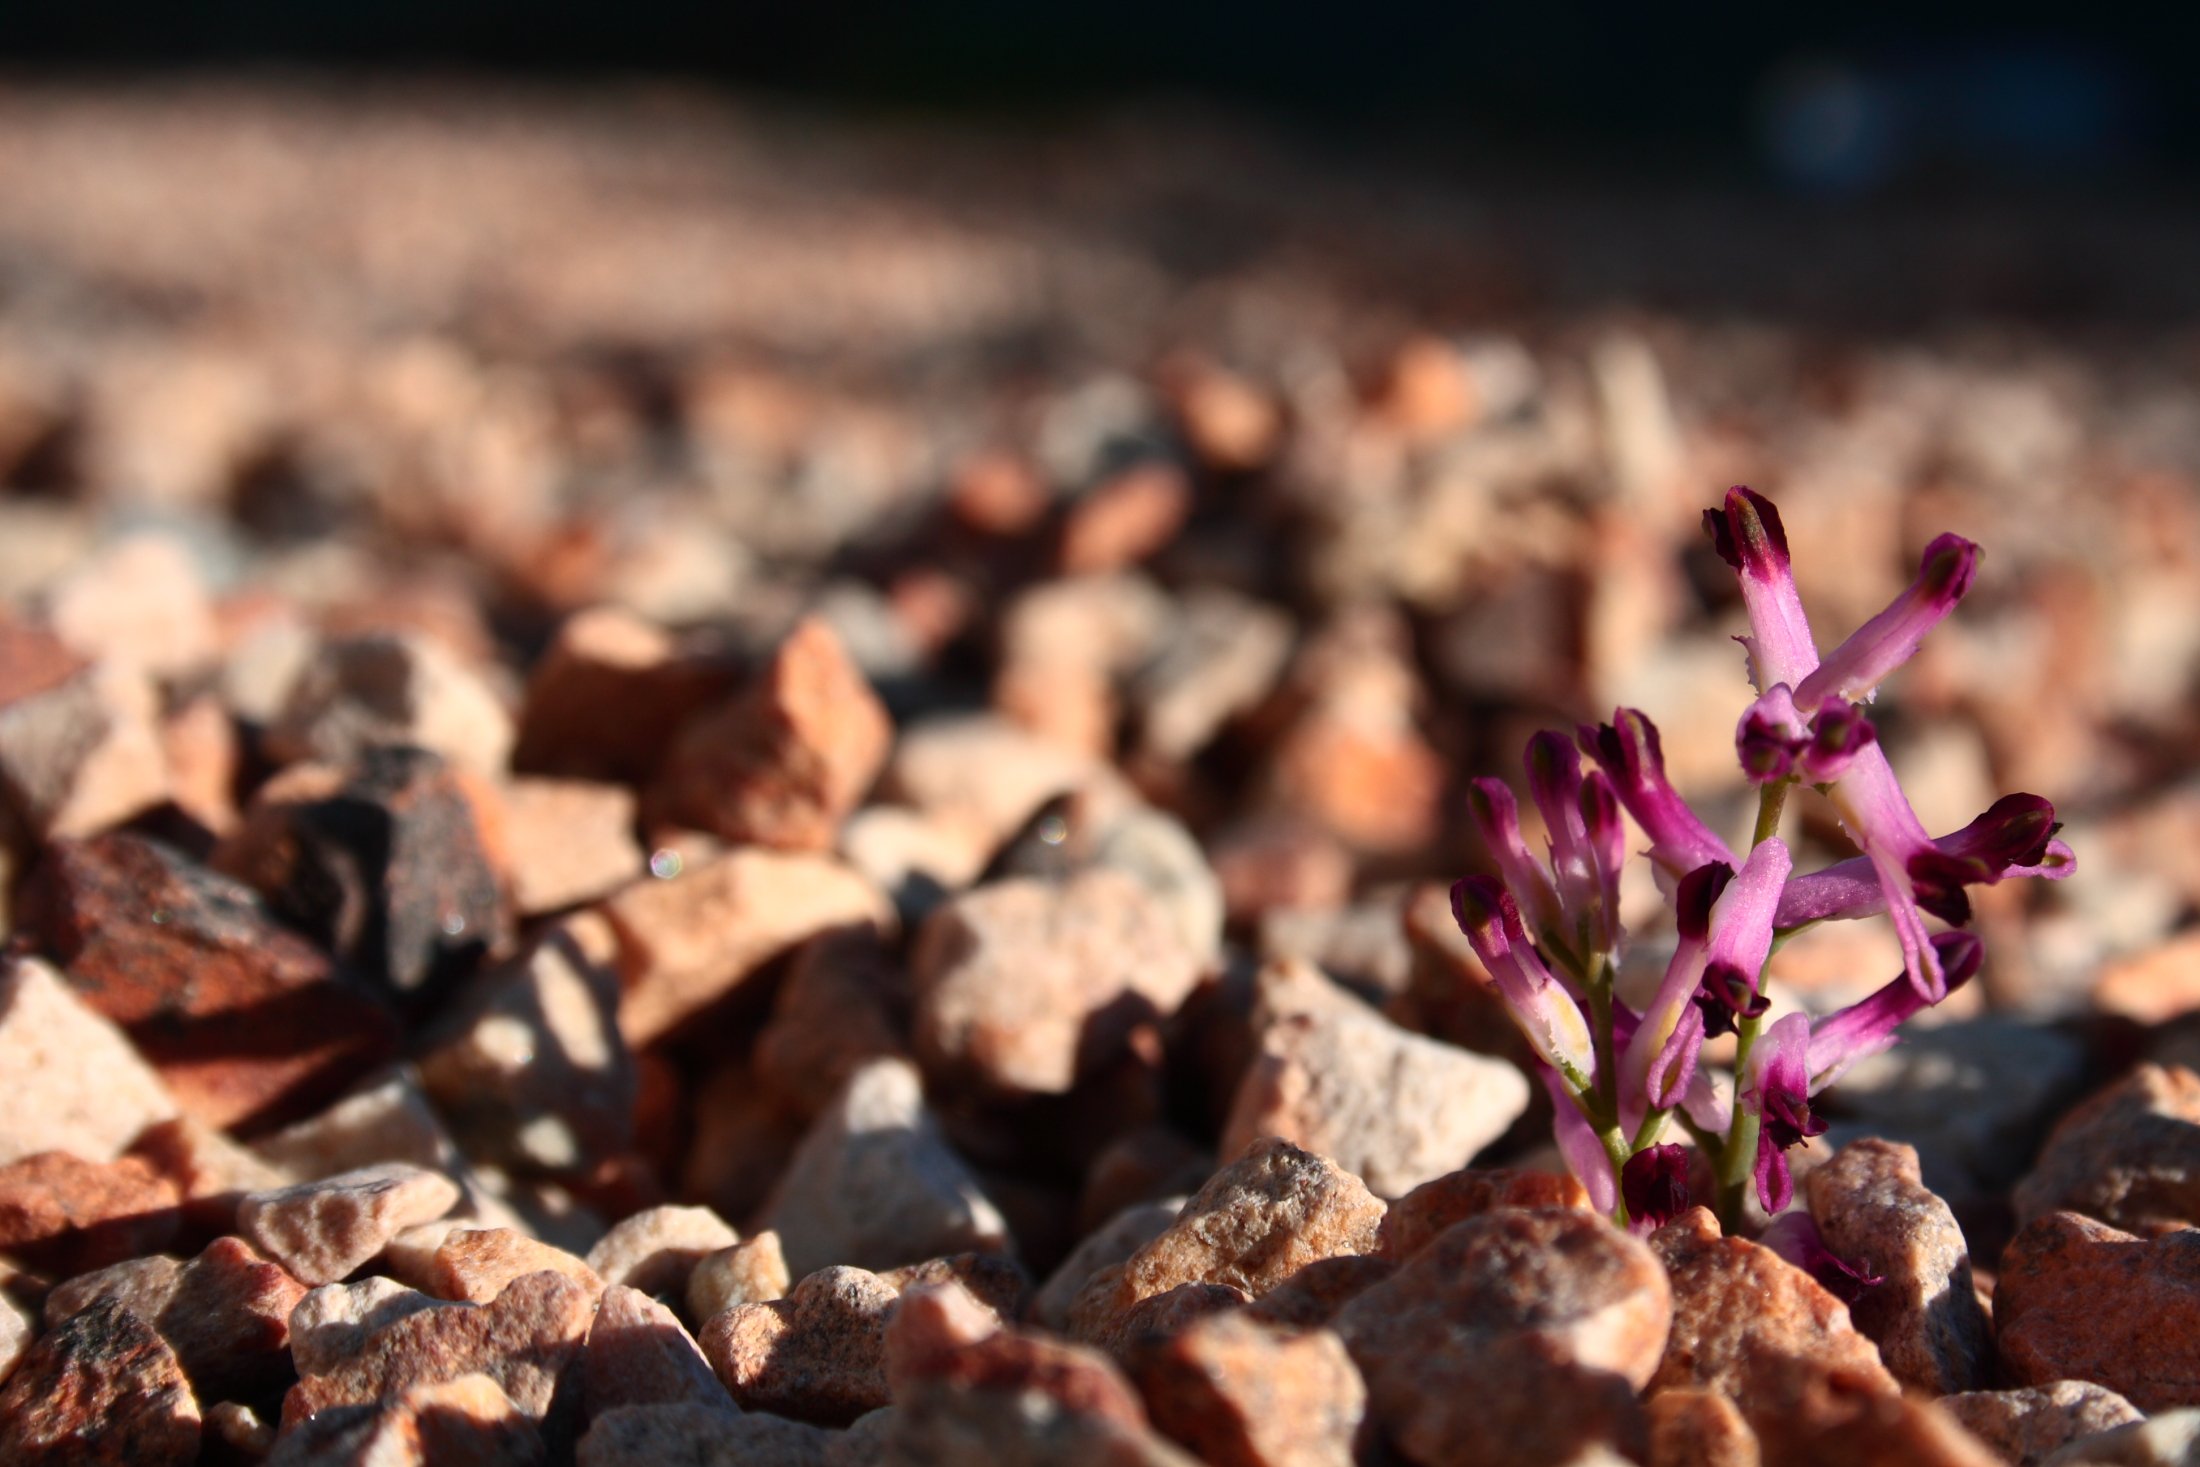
[{"left": 1454, "top": 487, "right": 2074, "bottom": 1232}]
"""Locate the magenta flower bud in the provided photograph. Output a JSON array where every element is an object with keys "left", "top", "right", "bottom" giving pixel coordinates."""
[
  {"left": 1583, "top": 709, "right": 1737, "bottom": 881},
  {"left": 1940, "top": 793, "right": 2060, "bottom": 871},
  {"left": 1526, "top": 731, "right": 1621, "bottom": 959},
  {"left": 1795, "top": 533, "right": 1980, "bottom": 712},
  {"left": 1758, "top": 1212, "right": 1883, "bottom": 1303},
  {"left": 1705, "top": 486, "right": 1819, "bottom": 692},
  {"left": 1799, "top": 697, "right": 1876, "bottom": 783},
  {"left": 1466, "top": 777, "right": 1565, "bottom": 945},
  {"left": 1745, "top": 1012, "right": 1827, "bottom": 1213},
  {"left": 1451, "top": 877, "right": 1597, "bottom": 1084},
  {"left": 1737, "top": 684, "right": 1807, "bottom": 785},
  {"left": 1621, "top": 1144, "right": 1693, "bottom": 1231},
  {"left": 1543, "top": 1068, "right": 1617, "bottom": 1215}
]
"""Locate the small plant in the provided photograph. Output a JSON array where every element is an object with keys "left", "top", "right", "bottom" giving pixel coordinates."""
[{"left": 1453, "top": 487, "right": 2074, "bottom": 1234}]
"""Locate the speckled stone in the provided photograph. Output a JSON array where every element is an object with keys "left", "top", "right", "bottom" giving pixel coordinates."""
[
  {"left": 0, "top": 1296, "right": 202, "bottom": 1465},
  {"left": 699, "top": 1265, "right": 904, "bottom": 1426},
  {"left": 239, "top": 1162, "right": 461, "bottom": 1286}
]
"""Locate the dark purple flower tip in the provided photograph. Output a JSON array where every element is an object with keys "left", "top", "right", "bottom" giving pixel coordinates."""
[
  {"left": 1737, "top": 709, "right": 1800, "bottom": 784},
  {"left": 1905, "top": 849, "right": 1983, "bottom": 927},
  {"left": 1932, "top": 930, "right": 1985, "bottom": 992},
  {"left": 1801, "top": 698, "right": 1877, "bottom": 783},
  {"left": 1918, "top": 531, "right": 1981, "bottom": 604},
  {"left": 1758, "top": 1213, "right": 1885, "bottom": 1304},
  {"left": 1759, "top": 1076, "right": 1828, "bottom": 1154},
  {"left": 1580, "top": 772, "right": 1624, "bottom": 864},
  {"left": 1621, "top": 1144, "right": 1693, "bottom": 1230},
  {"left": 1526, "top": 729, "right": 1582, "bottom": 802},
  {"left": 1942, "top": 793, "right": 2059, "bottom": 870},
  {"left": 1674, "top": 861, "right": 1738, "bottom": 942},
  {"left": 1692, "top": 960, "right": 1768, "bottom": 1040},
  {"left": 1705, "top": 485, "right": 1792, "bottom": 577},
  {"left": 1450, "top": 874, "right": 1510, "bottom": 938}
]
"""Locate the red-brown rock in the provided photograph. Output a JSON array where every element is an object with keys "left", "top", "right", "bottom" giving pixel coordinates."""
[
  {"left": 0, "top": 1151, "right": 183, "bottom": 1276},
  {"left": 0, "top": 1295, "right": 201, "bottom": 1465},
  {"left": 1996, "top": 1210, "right": 2200, "bottom": 1412}
]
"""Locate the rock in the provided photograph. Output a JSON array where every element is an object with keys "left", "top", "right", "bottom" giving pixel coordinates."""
[
  {"left": 266, "top": 631, "right": 513, "bottom": 777},
  {"left": 679, "top": 1060, "right": 805, "bottom": 1228},
  {"left": 586, "top": 1205, "right": 738, "bottom": 1300},
  {"left": 239, "top": 1162, "right": 461, "bottom": 1285},
  {"left": 651, "top": 615, "right": 892, "bottom": 851},
  {"left": 1648, "top": 1387, "right": 1760, "bottom": 1467},
  {"left": 1219, "top": 959, "right": 1530, "bottom": 1198},
  {"left": 512, "top": 606, "right": 735, "bottom": 785},
  {"left": 1077, "top": 1130, "right": 1209, "bottom": 1238},
  {"left": 1110, "top": 1281, "right": 1252, "bottom": 1354},
  {"left": 283, "top": 1269, "right": 594, "bottom": 1433},
  {"left": 40, "top": 1253, "right": 183, "bottom": 1331},
  {"left": 2014, "top": 1065, "right": 2200, "bottom": 1234},
  {"left": 2093, "top": 930, "right": 2200, "bottom": 1025},
  {"left": 911, "top": 870, "right": 1203, "bottom": 1096},
  {"left": 1940, "top": 1382, "right": 2144, "bottom": 1467},
  {"left": 126, "top": 1116, "right": 293, "bottom": 1237},
  {"left": 1127, "top": 587, "right": 1294, "bottom": 768},
  {"left": 578, "top": 1403, "right": 841, "bottom": 1467},
  {"left": 753, "top": 927, "right": 912, "bottom": 1119},
  {"left": 416, "top": 925, "right": 636, "bottom": 1173},
  {"left": 1997, "top": 1211, "right": 2200, "bottom": 1412},
  {"left": 158, "top": 691, "right": 240, "bottom": 837},
  {"left": 1377, "top": 1167, "right": 1591, "bottom": 1262},
  {"left": 1068, "top": 1138, "right": 1384, "bottom": 1346},
  {"left": 601, "top": 845, "right": 892, "bottom": 1046},
  {"left": 879, "top": 1253, "right": 1029, "bottom": 1322},
  {"left": 0, "top": 1151, "right": 183, "bottom": 1275},
  {"left": 287, "top": 1276, "right": 444, "bottom": 1375},
  {"left": 252, "top": 1066, "right": 466, "bottom": 1181},
  {"left": 985, "top": 787, "right": 1225, "bottom": 962},
  {"left": 213, "top": 747, "right": 508, "bottom": 1003},
  {"left": 0, "top": 954, "right": 179, "bottom": 1168},
  {"left": 1059, "top": 461, "right": 1191, "bottom": 575},
  {"left": 687, "top": 1231, "right": 792, "bottom": 1324},
  {"left": 19, "top": 833, "right": 398, "bottom": 1131},
  {"left": 265, "top": 1371, "right": 545, "bottom": 1466},
  {"left": 51, "top": 1236, "right": 307, "bottom": 1404},
  {"left": 1647, "top": 1208, "right": 1897, "bottom": 1407},
  {"left": 44, "top": 534, "right": 217, "bottom": 679},
  {"left": 1242, "top": 1255, "right": 1396, "bottom": 1327},
  {"left": 0, "top": 662, "right": 170, "bottom": 843},
  {"left": 884, "top": 1281, "right": 1198, "bottom": 1465},
  {"left": 760, "top": 1057, "right": 1010, "bottom": 1278},
  {"left": 700, "top": 1265, "right": 903, "bottom": 1425},
  {"left": 1127, "top": 1310, "right": 1365, "bottom": 1467},
  {"left": 1209, "top": 817, "right": 1356, "bottom": 928},
  {"left": 1, "top": 1286, "right": 35, "bottom": 1389},
  {"left": 204, "top": 1400, "right": 275, "bottom": 1462},
  {"left": 1806, "top": 1138, "right": 1991, "bottom": 1393},
  {"left": 885, "top": 712, "right": 1112, "bottom": 850},
  {"left": 837, "top": 803, "right": 994, "bottom": 927},
  {"left": 1036, "top": 1199, "right": 1185, "bottom": 1333},
  {"left": 1741, "top": 1352, "right": 2002, "bottom": 1467},
  {"left": 585, "top": 1286, "right": 732, "bottom": 1417},
  {"left": 500, "top": 778, "right": 642, "bottom": 915},
  {"left": 0, "top": 1296, "right": 201, "bottom": 1465},
  {"left": 2041, "top": 1410, "right": 2200, "bottom": 1466},
  {"left": 422, "top": 1228, "right": 603, "bottom": 1303}
]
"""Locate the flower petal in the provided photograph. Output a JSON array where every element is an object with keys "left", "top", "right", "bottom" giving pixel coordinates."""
[
  {"left": 1758, "top": 1212, "right": 1884, "bottom": 1301},
  {"left": 1621, "top": 1144, "right": 1693, "bottom": 1233},
  {"left": 1706, "top": 486, "right": 1821, "bottom": 691},
  {"left": 1543, "top": 1067, "right": 1617, "bottom": 1215},
  {"left": 1466, "top": 778, "right": 1564, "bottom": 942},
  {"left": 1795, "top": 533, "right": 1979, "bottom": 712},
  {"left": 1451, "top": 877, "right": 1597, "bottom": 1082},
  {"left": 1805, "top": 931, "right": 1982, "bottom": 1088},
  {"left": 1583, "top": 709, "right": 1738, "bottom": 880}
]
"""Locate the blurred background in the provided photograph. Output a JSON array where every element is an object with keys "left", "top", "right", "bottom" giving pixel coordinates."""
[{"left": 4, "top": 4, "right": 2199, "bottom": 1232}]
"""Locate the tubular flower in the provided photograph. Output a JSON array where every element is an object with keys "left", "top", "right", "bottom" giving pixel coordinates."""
[
  {"left": 1758, "top": 1212, "right": 1884, "bottom": 1303},
  {"left": 1451, "top": 877, "right": 1597, "bottom": 1087},
  {"left": 1621, "top": 1145, "right": 1693, "bottom": 1233},
  {"left": 1744, "top": 1012, "right": 1824, "bottom": 1213},
  {"left": 1581, "top": 709, "right": 1737, "bottom": 883}
]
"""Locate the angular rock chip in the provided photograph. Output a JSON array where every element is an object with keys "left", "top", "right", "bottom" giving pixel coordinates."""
[
  {"left": 19, "top": 833, "right": 398, "bottom": 1130},
  {"left": 1939, "top": 1381, "right": 2144, "bottom": 1467},
  {"left": 2038, "top": 1409, "right": 2200, "bottom": 1466},
  {"left": 1219, "top": 959, "right": 1530, "bottom": 1198},
  {"left": 288, "top": 1276, "right": 445, "bottom": 1375},
  {"left": 512, "top": 606, "right": 734, "bottom": 785},
  {"left": 911, "top": 870, "right": 1203, "bottom": 1097},
  {"left": 501, "top": 777, "right": 643, "bottom": 916},
  {"left": 1377, "top": 1166, "right": 1590, "bottom": 1262},
  {"left": 1806, "top": 1137, "right": 1991, "bottom": 1394},
  {"left": 240, "top": 1162, "right": 461, "bottom": 1286},
  {"left": 0, "top": 1295, "right": 201, "bottom": 1466},
  {"left": 1069, "top": 1137, "right": 1384, "bottom": 1347},
  {"left": 753, "top": 927, "right": 912, "bottom": 1120},
  {"left": 760, "top": 1057, "right": 1009, "bottom": 1278},
  {"left": 585, "top": 1286, "right": 732, "bottom": 1418},
  {"left": 52, "top": 1236, "right": 307, "bottom": 1403},
  {"left": 1127, "top": 1309, "right": 1366, "bottom": 1467},
  {"left": 265, "top": 1371, "right": 545, "bottom": 1466},
  {"left": 1242, "top": 1255, "right": 1397, "bottom": 1328},
  {"left": 602, "top": 846, "right": 892, "bottom": 1046},
  {"left": 1036, "top": 1197, "right": 1184, "bottom": 1333},
  {"left": 266, "top": 630, "right": 514, "bottom": 778},
  {"left": 0, "top": 954, "right": 179, "bottom": 1168},
  {"left": 650, "top": 615, "right": 892, "bottom": 851},
  {"left": 688, "top": 1230, "right": 793, "bottom": 1325},
  {"left": 0, "top": 662, "right": 170, "bottom": 843},
  {"left": 700, "top": 1264, "right": 905, "bottom": 1426},
  {"left": 586, "top": 1205, "right": 738, "bottom": 1301},
  {"left": 419, "top": 925, "right": 636, "bottom": 1175},
  {"left": 2014, "top": 1064, "right": 2200, "bottom": 1235},
  {"left": 1648, "top": 1387, "right": 1760, "bottom": 1467},
  {"left": 125, "top": 1116, "right": 292, "bottom": 1237},
  {"left": 1997, "top": 1210, "right": 2200, "bottom": 1412},
  {"left": 1741, "top": 1353, "right": 2002, "bottom": 1467},
  {"left": 424, "top": 1227, "right": 603, "bottom": 1304},
  {"left": 0, "top": 1150, "right": 183, "bottom": 1275}
]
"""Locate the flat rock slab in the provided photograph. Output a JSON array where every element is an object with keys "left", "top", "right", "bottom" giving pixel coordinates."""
[
  {"left": 1997, "top": 1211, "right": 2200, "bottom": 1413},
  {"left": 1939, "top": 1381, "right": 2145, "bottom": 1467}
]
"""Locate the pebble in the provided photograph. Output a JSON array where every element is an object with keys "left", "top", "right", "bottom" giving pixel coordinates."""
[
  {"left": 0, "top": 954, "right": 179, "bottom": 1167},
  {"left": 1036, "top": 1198, "right": 1185, "bottom": 1332},
  {"left": 1940, "top": 1381, "right": 2145, "bottom": 1467},
  {"left": 1647, "top": 1387, "right": 1760, "bottom": 1467},
  {"left": 879, "top": 1251, "right": 1029, "bottom": 1321},
  {"left": 127, "top": 1115, "right": 292, "bottom": 1237},
  {"left": 0, "top": 1295, "right": 202, "bottom": 1465},
  {"left": 884, "top": 712, "right": 1113, "bottom": 850},
  {"left": 44, "top": 534, "right": 217, "bottom": 680},
  {"left": 265, "top": 1371, "right": 546, "bottom": 1466},
  {"left": 584, "top": 1285, "right": 732, "bottom": 1417},
  {"left": 1127, "top": 1310, "right": 1366, "bottom": 1467},
  {"left": 214, "top": 746, "right": 508, "bottom": 1002},
  {"left": 759, "top": 1057, "right": 1010, "bottom": 1278},
  {"left": 416, "top": 925, "right": 636, "bottom": 1173},
  {"left": 600, "top": 846, "right": 892, "bottom": 1046},
  {"left": 239, "top": 1162, "right": 462, "bottom": 1286},
  {"left": 836, "top": 802, "right": 993, "bottom": 927},
  {"left": 42, "top": 1252, "right": 182, "bottom": 1329},
  {"left": 0, "top": 1287, "right": 31, "bottom": 1388},
  {"left": 586, "top": 1205, "right": 739, "bottom": 1300},
  {"left": 47, "top": 1236, "right": 307, "bottom": 1404},
  {"left": 1219, "top": 958, "right": 1530, "bottom": 1198},
  {"left": 1127, "top": 587, "right": 1294, "bottom": 768},
  {"left": 687, "top": 1230, "right": 793, "bottom": 1324},
  {"left": 511, "top": 606, "right": 735, "bottom": 784},
  {"left": 0, "top": 1151, "right": 183, "bottom": 1275},
  {"left": 1996, "top": 1210, "right": 2200, "bottom": 1412},
  {"left": 0, "top": 661, "right": 171, "bottom": 842},
  {"left": 985, "top": 787, "right": 1226, "bottom": 963},
  {"left": 282, "top": 1269, "right": 595, "bottom": 1432},
  {"left": 1070, "top": 1137, "right": 1385, "bottom": 1346},
  {"left": 1739, "top": 1351, "right": 2003, "bottom": 1467},
  {"left": 1647, "top": 1207, "right": 1897, "bottom": 1407},
  {"left": 577, "top": 1403, "right": 840, "bottom": 1467},
  {"left": 651, "top": 615, "right": 892, "bottom": 851},
  {"left": 1806, "top": 1137, "right": 1992, "bottom": 1393},
  {"left": 499, "top": 778, "right": 643, "bottom": 915},
  {"left": 267, "top": 630, "right": 514, "bottom": 777},
  {"left": 2014, "top": 1064, "right": 2200, "bottom": 1235},
  {"left": 422, "top": 1227, "right": 603, "bottom": 1303},
  {"left": 2040, "top": 1409, "right": 2200, "bottom": 1466},
  {"left": 1242, "top": 1255, "right": 1397, "bottom": 1328},
  {"left": 753, "top": 927, "right": 912, "bottom": 1119},
  {"left": 910, "top": 870, "right": 1203, "bottom": 1096},
  {"left": 1377, "top": 1167, "right": 1591, "bottom": 1261},
  {"left": 19, "top": 832, "right": 399, "bottom": 1130},
  {"left": 288, "top": 1276, "right": 444, "bottom": 1375},
  {"left": 700, "top": 1264, "right": 903, "bottom": 1425}
]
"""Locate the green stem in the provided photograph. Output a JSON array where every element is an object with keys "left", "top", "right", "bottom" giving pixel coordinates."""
[
  {"left": 1715, "top": 1011, "right": 1765, "bottom": 1231},
  {"left": 1753, "top": 779, "right": 1790, "bottom": 848},
  {"left": 1586, "top": 961, "right": 1620, "bottom": 1122}
]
